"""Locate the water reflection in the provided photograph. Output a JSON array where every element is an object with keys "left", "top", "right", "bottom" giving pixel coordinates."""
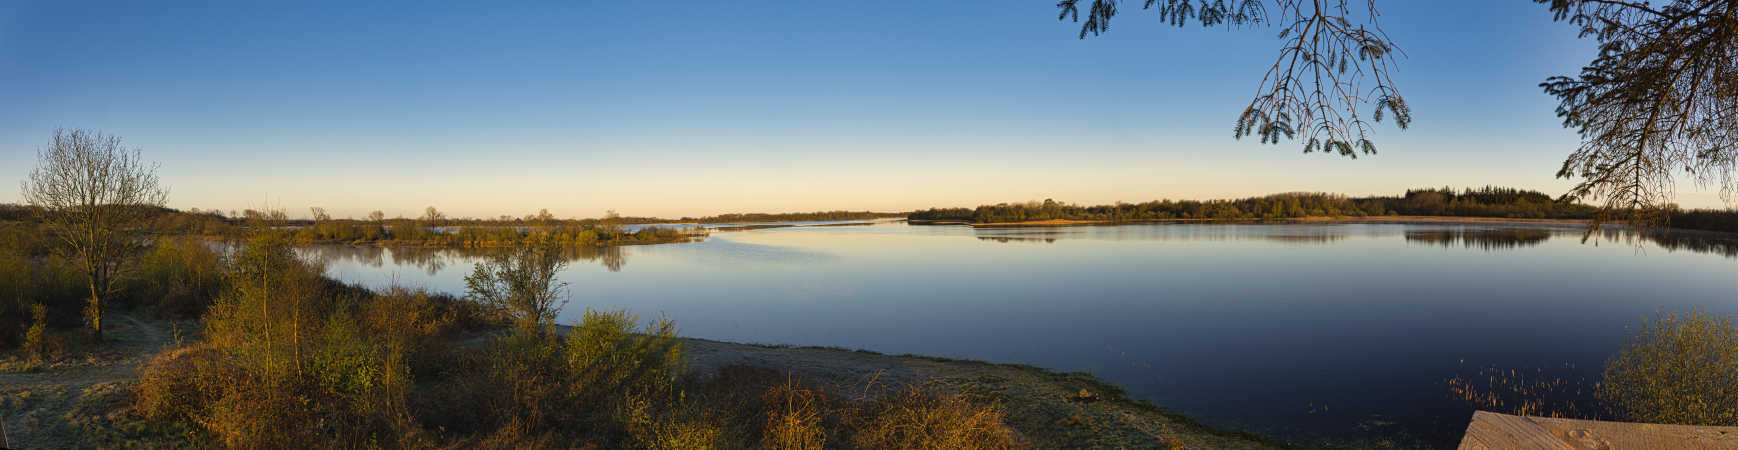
[
  {"left": 299, "top": 222, "right": 1738, "bottom": 446},
  {"left": 977, "top": 236, "right": 1058, "bottom": 243},
  {"left": 1404, "top": 228, "right": 1553, "bottom": 250},
  {"left": 298, "top": 244, "right": 630, "bottom": 273},
  {"left": 1261, "top": 232, "right": 1347, "bottom": 245},
  {"left": 1603, "top": 229, "right": 1738, "bottom": 258},
  {"left": 970, "top": 225, "right": 1361, "bottom": 244},
  {"left": 967, "top": 224, "right": 1738, "bottom": 257}
]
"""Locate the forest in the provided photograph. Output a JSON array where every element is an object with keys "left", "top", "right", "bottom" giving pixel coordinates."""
[{"left": 908, "top": 187, "right": 1738, "bottom": 234}]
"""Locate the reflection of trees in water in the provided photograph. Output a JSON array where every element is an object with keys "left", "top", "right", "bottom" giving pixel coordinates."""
[
  {"left": 973, "top": 227, "right": 1349, "bottom": 245},
  {"left": 388, "top": 247, "right": 449, "bottom": 276},
  {"left": 583, "top": 246, "right": 626, "bottom": 272},
  {"left": 294, "top": 244, "right": 385, "bottom": 268},
  {"left": 1594, "top": 229, "right": 1738, "bottom": 259},
  {"left": 974, "top": 230, "right": 1066, "bottom": 244},
  {"left": 1260, "top": 233, "right": 1345, "bottom": 244},
  {"left": 1405, "top": 229, "right": 1553, "bottom": 250},
  {"left": 976, "top": 236, "right": 1058, "bottom": 244},
  {"left": 298, "top": 244, "right": 630, "bottom": 273}
]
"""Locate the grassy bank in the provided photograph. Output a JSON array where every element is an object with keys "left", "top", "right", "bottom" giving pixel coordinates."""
[{"left": 0, "top": 228, "right": 1278, "bottom": 448}]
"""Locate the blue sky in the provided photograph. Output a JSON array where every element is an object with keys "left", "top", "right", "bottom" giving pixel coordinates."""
[{"left": 1, "top": 1, "right": 1723, "bottom": 218}]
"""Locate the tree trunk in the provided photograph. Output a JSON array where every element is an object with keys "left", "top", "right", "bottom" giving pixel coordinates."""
[{"left": 87, "top": 280, "right": 103, "bottom": 342}]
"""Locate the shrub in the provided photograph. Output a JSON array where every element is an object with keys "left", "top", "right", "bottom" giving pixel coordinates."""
[
  {"left": 1599, "top": 309, "right": 1738, "bottom": 426},
  {"left": 848, "top": 386, "right": 1020, "bottom": 449},
  {"left": 0, "top": 241, "right": 91, "bottom": 347},
  {"left": 138, "top": 231, "right": 422, "bottom": 447},
  {"left": 22, "top": 303, "right": 65, "bottom": 363},
  {"left": 762, "top": 377, "right": 829, "bottom": 449},
  {"left": 0, "top": 243, "right": 31, "bottom": 347},
  {"left": 464, "top": 240, "right": 569, "bottom": 333},
  {"left": 361, "top": 286, "right": 459, "bottom": 375},
  {"left": 564, "top": 309, "right": 684, "bottom": 405},
  {"left": 125, "top": 237, "right": 226, "bottom": 317},
  {"left": 135, "top": 345, "right": 235, "bottom": 423}
]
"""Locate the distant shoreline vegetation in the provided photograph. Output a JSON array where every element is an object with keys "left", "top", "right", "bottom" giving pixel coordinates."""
[
  {"left": 0, "top": 205, "right": 914, "bottom": 249},
  {"left": 909, "top": 187, "right": 1738, "bottom": 234}
]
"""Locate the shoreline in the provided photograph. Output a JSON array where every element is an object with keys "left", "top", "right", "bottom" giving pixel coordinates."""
[
  {"left": 914, "top": 215, "right": 1738, "bottom": 239},
  {"left": 676, "top": 335, "right": 1284, "bottom": 448},
  {"left": 0, "top": 312, "right": 1282, "bottom": 448},
  {"left": 911, "top": 215, "right": 1595, "bottom": 228},
  {"left": 524, "top": 323, "right": 1281, "bottom": 448}
]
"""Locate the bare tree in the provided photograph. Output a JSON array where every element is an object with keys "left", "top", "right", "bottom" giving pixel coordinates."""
[
  {"left": 21, "top": 129, "right": 169, "bottom": 341},
  {"left": 421, "top": 206, "right": 445, "bottom": 223},
  {"left": 367, "top": 210, "right": 386, "bottom": 223},
  {"left": 308, "top": 206, "right": 330, "bottom": 222}
]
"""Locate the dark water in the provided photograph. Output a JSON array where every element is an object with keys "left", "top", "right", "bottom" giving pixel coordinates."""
[{"left": 301, "top": 222, "right": 1738, "bottom": 446}]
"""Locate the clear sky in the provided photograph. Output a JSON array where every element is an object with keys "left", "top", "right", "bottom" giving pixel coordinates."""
[{"left": 1, "top": 1, "right": 1727, "bottom": 219}]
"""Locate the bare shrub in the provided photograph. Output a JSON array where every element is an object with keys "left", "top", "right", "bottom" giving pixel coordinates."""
[
  {"left": 848, "top": 385, "right": 1021, "bottom": 449},
  {"left": 762, "top": 377, "right": 828, "bottom": 449}
]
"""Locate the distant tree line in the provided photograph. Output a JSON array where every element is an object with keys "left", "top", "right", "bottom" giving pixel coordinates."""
[
  {"left": 0, "top": 205, "right": 900, "bottom": 248},
  {"left": 678, "top": 210, "right": 905, "bottom": 223},
  {"left": 909, "top": 186, "right": 1738, "bottom": 234},
  {"left": 289, "top": 218, "right": 692, "bottom": 248}
]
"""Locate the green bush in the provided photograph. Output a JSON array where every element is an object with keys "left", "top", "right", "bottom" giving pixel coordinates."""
[
  {"left": 464, "top": 240, "right": 569, "bottom": 333},
  {"left": 22, "top": 303, "right": 65, "bottom": 363},
  {"left": 138, "top": 231, "right": 424, "bottom": 447},
  {"left": 565, "top": 309, "right": 683, "bottom": 405},
  {"left": 124, "top": 237, "right": 226, "bottom": 318},
  {"left": 0, "top": 233, "right": 91, "bottom": 347},
  {"left": 1600, "top": 309, "right": 1738, "bottom": 426}
]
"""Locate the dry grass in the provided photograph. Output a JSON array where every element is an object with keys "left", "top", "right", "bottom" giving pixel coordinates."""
[
  {"left": 1447, "top": 361, "right": 1601, "bottom": 419},
  {"left": 763, "top": 376, "right": 830, "bottom": 449},
  {"left": 847, "top": 384, "right": 1021, "bottom": 449}
]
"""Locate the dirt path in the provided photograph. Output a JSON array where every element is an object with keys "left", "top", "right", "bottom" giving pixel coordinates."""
[{"left": 0, "top": 311, "right": 181, "bottom": 449}]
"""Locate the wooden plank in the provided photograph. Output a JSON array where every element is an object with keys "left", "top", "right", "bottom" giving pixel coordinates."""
[{"left": 1460, "top": 410, "right": 1738, "bottom": 450}]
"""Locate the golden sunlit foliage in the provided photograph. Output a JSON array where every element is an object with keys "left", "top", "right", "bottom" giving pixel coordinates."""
[
  {"left": 1451, "top": 309, "right": 1738, "bottom": 427},
  {"left": 1599, "top": 309, "right": 1738, "bottom": 426}
]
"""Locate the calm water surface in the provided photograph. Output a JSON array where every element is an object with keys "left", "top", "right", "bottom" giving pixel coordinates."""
[{"left": 302, "top": 222, "right": 1738, "bottom": 446}]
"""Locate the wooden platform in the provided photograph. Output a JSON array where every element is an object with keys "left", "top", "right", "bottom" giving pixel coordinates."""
[{"left": 1459, "top": 411, "right": 1738, "bottom": 449}]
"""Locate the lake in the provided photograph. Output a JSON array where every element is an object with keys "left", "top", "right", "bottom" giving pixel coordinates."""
[{"left": 300, "top": 221, "right": 1738, "bottom": 446}]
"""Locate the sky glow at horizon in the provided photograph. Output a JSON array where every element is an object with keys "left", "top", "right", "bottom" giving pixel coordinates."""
[{"left": 1, "top": 1, "right": 1730, "bottom": 219}]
